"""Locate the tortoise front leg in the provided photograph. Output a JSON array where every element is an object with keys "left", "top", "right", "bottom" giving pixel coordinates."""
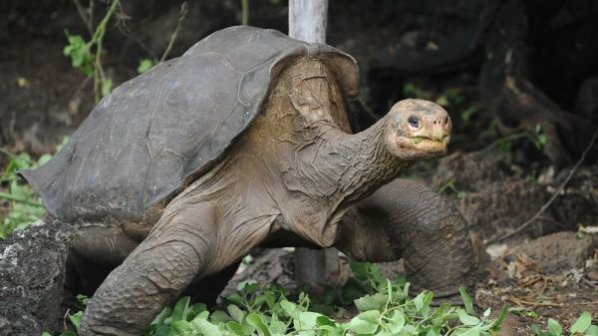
[
  {"left": 79, "top": 202, "right": 218, "bottom": 336},
  {"left": 336, "top": 178, "right": 477, "bottom": 302}
]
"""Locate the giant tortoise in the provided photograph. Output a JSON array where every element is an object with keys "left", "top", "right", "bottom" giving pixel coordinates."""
[{"left": 21, "top": 26, "right": 475, "bottom": 335}]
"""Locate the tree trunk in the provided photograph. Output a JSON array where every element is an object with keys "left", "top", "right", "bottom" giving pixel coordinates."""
[{"left": 288, "top": 0, "right": 339, "bottom": 288}]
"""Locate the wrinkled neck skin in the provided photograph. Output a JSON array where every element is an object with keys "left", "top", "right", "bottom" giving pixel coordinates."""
[
  {"left": 283, "top": 117, "right": 409, "bottom": 210},
  {"left": 266, "top": 115, "right": 411, "bottom": 247}
]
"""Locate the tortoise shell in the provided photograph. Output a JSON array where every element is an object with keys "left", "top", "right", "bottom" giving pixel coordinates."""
[{"left": 21, "top": 26, "right": 359, "bottom": 224}]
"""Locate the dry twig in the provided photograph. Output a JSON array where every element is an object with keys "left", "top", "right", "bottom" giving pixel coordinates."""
[
  {"left": 488, "top": 129, "right": 598, "bottom": 243},
  {"left": 71, "top": 0, "right": 93, "bottom": 35},
  {"left": 160, "top": 2, "right": 189, "bottom": 63}
]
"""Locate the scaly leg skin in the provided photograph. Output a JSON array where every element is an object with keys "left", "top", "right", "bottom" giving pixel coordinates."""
[
  {"left": 79, "top": 203, "right": 217, "bottom": 336},
  {"left": 336, "top": 178, "right": 477, "bottom": 303}
]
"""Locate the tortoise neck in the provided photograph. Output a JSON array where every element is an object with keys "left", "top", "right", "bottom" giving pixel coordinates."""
[
  {"left": 317, "top": 117, "right": 410, "bottom": 206},
  {"left": 279, "top": 116, "right": 410, "bottom": 212}
]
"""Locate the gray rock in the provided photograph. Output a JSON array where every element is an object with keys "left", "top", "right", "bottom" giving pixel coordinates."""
[
  {"left": 515, "top": 231, "right": 597, "bottom": 274},
  {"left": 0, "top": 219, "right": 73, "bottom": 336},
  {"left": 0, "top": 316, "right": 11, "bottom": 336}
]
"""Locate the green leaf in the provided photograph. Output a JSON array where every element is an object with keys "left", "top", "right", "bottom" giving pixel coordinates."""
[
  {"left": 348, "top": 259, "right": 371, "bottom": 279},
  {"left": 458, "top": 326, "right": 482, "bottom": 336},
  {"left": 137, "top": 58, "right": 155, "bottom": 74},
  {"left": 246, "top": 313, "right": 272, "bottom": 336},
  {"left": 210, "top": 310, "right": 232, "bottom": 323},
  {"left": 346, "top": 310, "right": 380, "bottom": 334},
  {"left": 570, "top": 311, "right": 592, "bottom": 334},
  {"left": 269, "top": 314, "right": 288, "bottom": 334},
  {"left": 37, "top": 154, "right": 52, "bottom": 167},
  {"left": 523, "top": 311, "right": 540, "bottom": 318},
  {"left": 413, "top": 291, "right": 433, "bottom": 315},
  {"left": 63, "top": 31, "right": 95, "bottom": 76},
  {"left": 354, "top": 293, "right": 388, "bottom": 311},
  {"left": 171, "top": 296, "right": 191, "bottom": 322},
  {"left": 316, "top": 315, "right": 336, "bottom": 327},
  {"left": 425, "top": 328, "right": 441, "bottom": 336},
  {"left": 294, "top": 311, "right": 322, "bottom": 331},
  {"left": 490, "top": 306, "right": 509, "bottom": 331},
  {"left": 101, "top": 78, "right": 113, "bottom": 97},
  {"left": 586, "top": 325, "right": 598, "bottom": 336},
  {"left": 548, "top": 318, "right": 563, "bottom": 336},
  {"left": 227, "top": 304, "right": 245, "bottom": 323},
  {"left": 457, "top": 309, "right": 480, "bottom": 326},
  {"left": 242, "top": 281, "right": 260, "bottom": 294},
  {"left": 226, "top": 321, "right": 246, "bottom": 335},
  {"left": 172, "top": 320, "right": 194, "bottom": 333},
  {"left": 280, "top": 300, "right": 299, "bottom": 319},
  {"left": 387, "top": 310, "right": 405, "bottom": 334},
  {"left": 68, "top": 311, "right": 83, "bottom": 332},
  {"left": 190, "top": 316, "right": 222, "bottom": 336},
  {"left": 188, "top": 302, "right": 207, "bottom": 320},
  {"left": 227, "top": 293, "right": 243, "bottom": 304},
  {"left": 459, "top": 286, "right": 475, "bottom": 315}
]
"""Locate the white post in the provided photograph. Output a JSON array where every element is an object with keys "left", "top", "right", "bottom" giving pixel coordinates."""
[
  {"left": 288, "top": 0, "right": 338, "bottom": 288},
  {"left": 289, "top": 0, "right": 328, "bottom": 43}
]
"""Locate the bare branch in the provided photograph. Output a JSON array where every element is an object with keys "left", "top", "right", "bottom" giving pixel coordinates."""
[
  {"left": 114, "top": 3, "right": 158, "bottom": 61},
  {"left": 71, "top": 0, "right": 93, "bottom": 35},
  {"left": 488, "top": 129, "right": 598, "bottom": 244},
  {"left": 160, "top": 2, "right": 189, "bottom": 63}
]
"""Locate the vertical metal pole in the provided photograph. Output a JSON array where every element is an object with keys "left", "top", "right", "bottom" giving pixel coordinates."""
[{"left": 288, "top": 0, "right": 339, "bottom": 288}]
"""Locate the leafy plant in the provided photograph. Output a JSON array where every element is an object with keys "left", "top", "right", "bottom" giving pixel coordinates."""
[
  {"left": 63, "top": 0, "right": 120, "bottom": 101},
  {"left": 63, "top": 33, "right": 95, "bottom": 76},
  {"left": 532, "top": 312, "right": 598, "bottom": 336},
  {"left": 141, "top": 260, "right": 506, "bottom": 336},
  {"left": 0, "top": 151, "right": 45, "bottom": 238},
  {"left": 438, "top": 177, "right": 469, "bottom": 199},
  {"left": 0, "top": 138, "right": 67, "bottom": 238},
  {"left": 138, "top": 58, "right": 156, "bottom": 74},
  {"left": 479, "top": 123, "right": 547, "bottom": 156},
  {"left": 45, "top": 260, "right": 509, "bottom": 335}
]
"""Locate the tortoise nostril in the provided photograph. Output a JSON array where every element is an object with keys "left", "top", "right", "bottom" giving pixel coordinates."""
[{"left": 408, "top": 115, "right": 419, "bottom": 128}]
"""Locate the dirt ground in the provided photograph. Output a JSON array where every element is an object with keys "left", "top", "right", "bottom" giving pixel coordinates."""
[
  {"left": 220, "top": 232, "right": 598, "bottom": 335},
  {"left": 1, "top": 27, "right": 597, "bottom": 335}
]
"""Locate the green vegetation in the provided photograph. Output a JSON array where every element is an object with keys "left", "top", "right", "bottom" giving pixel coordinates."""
[
  {"left": 479, "top": 124, "right": 547, "bottom": 156},
  {"left": 138, "top": 58, "right": 156, "bottom": 74},
  {"left": 63, "top": 0, "right": 121, "bottom": 101},
  {"left": 0, "top": 138, "right": 67, "bottom": 238},
  {"left": 46, "top": 271, "right": 598, "bottom": 336},
  {"left": 437, "top": 177, "right": 468, "bottom": 199},
  {"left": 49, "top": 260, "right": 509, "bottom": 336},
  {"left": 532, "top": 312, "right": 598, "bottom": 336},
  {"left": 0, "top": 152, "right": 45, "bottom": 238}
]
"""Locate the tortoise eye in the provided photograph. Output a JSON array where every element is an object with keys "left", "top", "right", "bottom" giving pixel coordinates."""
[{"left": 408, "top": 115, "right": 419, "bottom": 128}]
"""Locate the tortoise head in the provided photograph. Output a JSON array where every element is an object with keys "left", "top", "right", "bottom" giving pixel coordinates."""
[{"left": 384, "top": 99, "right": 452, "bottom": 160}]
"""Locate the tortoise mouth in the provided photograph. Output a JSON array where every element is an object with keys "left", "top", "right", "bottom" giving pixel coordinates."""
[
  {"left": 409, "top": 135, "right": 449, "bottom": 147},
  {"left": 392, "top": 134, "right": 450, "bottom": 159}
]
